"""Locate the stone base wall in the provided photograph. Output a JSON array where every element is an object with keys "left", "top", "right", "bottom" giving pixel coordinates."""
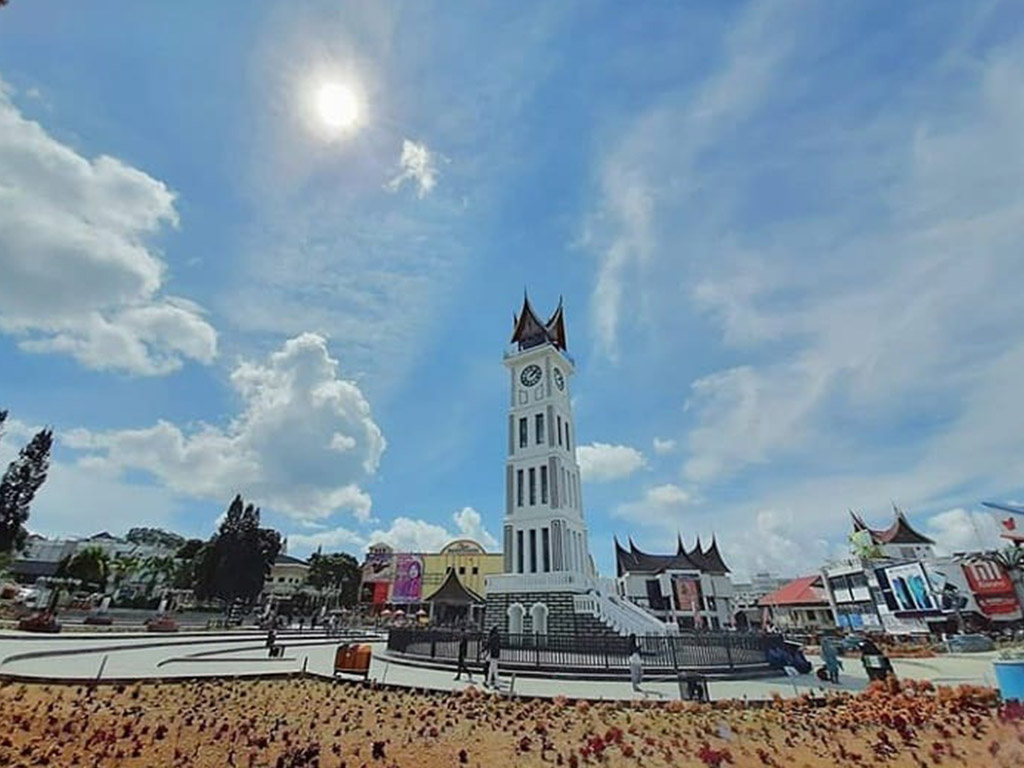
[{"left": 484, "top": 590, "right": 619, "bottom": 636}]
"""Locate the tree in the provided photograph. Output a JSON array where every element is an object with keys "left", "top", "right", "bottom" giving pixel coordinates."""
[
  {"left": 193, "top": 495, "right": 282, "bottom": 606},
  {"left": 109, "top": 554, "right": 141, "bottom": 597},
  {"left": 142, "top": 554, "right": 177, "bottom": 597},
  {"left": 60, "top": 547, "right": 111, "bottom": 591},
  {"left": 0, "top": 411, "right": 54, "bottom": 554},
  {"left": 125, "top": 527, "right": 186, "bottom": 551},
  {"left": 171, "top": 539, "right": 205, "bottom": 590},
  {"left": 307, "top": 552, "right": 361, "bottom": 607}
]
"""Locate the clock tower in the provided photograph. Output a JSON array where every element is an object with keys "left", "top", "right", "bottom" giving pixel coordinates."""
[{"left": 485, "top": 293, "right": 615, "bottom": 637}]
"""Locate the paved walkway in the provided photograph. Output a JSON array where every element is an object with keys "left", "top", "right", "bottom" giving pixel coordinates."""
[{"left": 0, "top": 630, "right": 1002, "bottom": 702}]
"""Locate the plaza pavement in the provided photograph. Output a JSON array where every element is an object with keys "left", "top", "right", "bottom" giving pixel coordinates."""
[{"left": 0, "top": 630, "right": 1003, "bottom": 702}]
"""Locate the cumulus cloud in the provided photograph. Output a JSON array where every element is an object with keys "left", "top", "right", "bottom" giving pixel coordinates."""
[
  {"left": 652, "top": 437, "right": 676, "bottom": 455},
  {"left": 64, "top": 333, "right": 385, "bottom": 522},
  {"left": 367, "top": 506, "right": 499, "bottom": 553},
  {"left": 386, "top": 139, "right": 439, "bottom": 198},
  {"left": 576, "top": 442, "right": 646, "bottom": 482},
  {"left": 0, "top": 79, "right": 217, "bottom": 375},
  {"left": 924, "top": 508, "right": 1004, "bottom": 555}
]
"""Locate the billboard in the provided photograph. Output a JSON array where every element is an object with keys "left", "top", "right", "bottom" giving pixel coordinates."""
[
  {"left": 884, "top": 563, "right": 940, "bottom": 614},
  {"left": 981, "top": 502, "right": 1024, "bottom": 543},
  {"left": 962, "top": 560, "right": 1021, "bottom": 619},
  {"left": 391, "top": 554, "right": 423, "bottom": 604},
  {"left": 362, "top": 550, "right": 395, "bottom": 583}
]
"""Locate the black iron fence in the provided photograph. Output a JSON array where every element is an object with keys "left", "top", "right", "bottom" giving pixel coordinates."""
[{"left": 387, "top": 628, "right": 787, "bottom": 672}]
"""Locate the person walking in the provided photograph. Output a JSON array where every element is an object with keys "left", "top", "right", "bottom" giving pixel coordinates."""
[
  {"left": 821, "top": 637, "right": 842, "bottom": 684},
  {"left": 627, "top": 634, "right": 643, "bottom": 693},
  {"left": 485, "top": 625, "right": 501, "bottom": 688},
  {"left": 265, "top": 628, "right": 277, "bottom": 659},
  {"left": 455, "top": 629, "right": 474, "bottom": 682}
]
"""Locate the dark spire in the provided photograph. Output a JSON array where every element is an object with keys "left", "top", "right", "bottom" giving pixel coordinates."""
[{"left": 510, "top": 292, "right": 568, "bottom": 352}]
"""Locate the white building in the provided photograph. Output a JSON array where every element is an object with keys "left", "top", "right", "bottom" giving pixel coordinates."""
[
  {"left": 484, "top": 295, "right": 672, "bottom": 637},
  {"left": 614, "top": 536, "right": 735, "bottom": 630}
]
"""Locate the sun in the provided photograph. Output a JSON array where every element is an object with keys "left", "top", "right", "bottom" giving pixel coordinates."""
[{"left": 313, "top": 81, "right": 361, "bottom": 132}]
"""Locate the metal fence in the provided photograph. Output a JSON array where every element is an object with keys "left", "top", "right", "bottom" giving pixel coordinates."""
[{"left": 387, "top": 628, "right": 787, "bottom": 672}]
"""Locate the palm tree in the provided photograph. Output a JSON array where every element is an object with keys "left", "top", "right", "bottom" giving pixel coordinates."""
[
  {"left": 62, "top": 547, "right": 111, "bottom": 591},
  {"left": 142, "top": 555, "right": 177, "bottom": 598},
  {"left": 109, "top": 554, "right": 140, "bottom": 598}
]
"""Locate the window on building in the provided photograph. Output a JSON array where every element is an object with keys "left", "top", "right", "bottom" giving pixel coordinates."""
[
  {"left": 900, "top": 547, "right": 916, "bottom": 559},
  {"left": 516, "top": 469, "right": 524, "bottom": 507},
  {"left": 519, "top": 417, "right": 528, "bottom": 448},
  {"left": 517, "top": 531, "right": 524, "bottom": 573},
  {"left": 565, "top": 424, "right": 571, "bottom": 450},
  {"left": 529, "top": 529, "right": 538, "bottom": 573},
  {"left": 542, "top": 528, "right": 550, "bottom": 572},
  {"left": 535, "top": 413, "right": 544, "bottom": 444},
  {"left": 472, "top": 566, "right": 479, "bottom": 575},
  {"left": 557, "top": 415, "right": 562, "bottom": 446},
  {"left": 540, "top": 466, "right": 548, "bottom": 504},
  {"left": 529, "top": 468, "right": 536, "bottom": 505},
  {"left": 458, "top": 566, "right": 466, "bottom": 575},
  {"left": 508, "top": 603, "right": 524, "bottom": 635},
  {"left": 530, "top": 602, "right": 548, "bottom": 635}
]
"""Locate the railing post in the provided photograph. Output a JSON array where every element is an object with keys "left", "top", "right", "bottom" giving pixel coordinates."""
[{"left": 724, "top": 633, "right": 734, "bottom": 670}]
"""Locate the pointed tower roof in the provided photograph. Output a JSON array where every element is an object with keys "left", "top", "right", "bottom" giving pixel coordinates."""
[
  {"left": 424, "top": 568, "right": 484, "bottom": 604},
  {"left": 676, "top": 533, "right": 686, "bottom": 556},
  {"left": 849, "top": 510, "right": 868, "bottom": 532},
  {"left": 510, "top": 292, "right": 569, "bottom": 352},
  {"left": 858, "top": 507, "right": 935, "bottom": 546},
  {"left": 544, "top": 298, "right": 568, "bottom": 350}
]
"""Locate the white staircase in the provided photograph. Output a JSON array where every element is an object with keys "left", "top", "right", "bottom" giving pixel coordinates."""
[{"left": 574, "top": 590, "right": 677, "bottom": 636}]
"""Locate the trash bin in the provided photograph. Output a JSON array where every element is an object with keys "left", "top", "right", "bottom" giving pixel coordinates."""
[
  {"left": 678, "top": 673, "right": 708, "bottom": 702},
  {"left": 334, "top": 643, "right": 372, "bottom": 677}
]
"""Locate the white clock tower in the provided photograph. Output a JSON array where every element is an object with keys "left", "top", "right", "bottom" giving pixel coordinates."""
[{"left": 500, "top": 294, "right": 594, "bottom": 580}]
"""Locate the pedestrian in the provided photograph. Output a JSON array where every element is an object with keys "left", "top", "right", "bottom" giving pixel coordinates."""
[
  {"left": 266, "top": 628, "right": 277, "bottom": 659},
  {"left": 485, "top": 625, "right": 501, "bottom": 688},
  {"left": 821, "top": 637, "right": 842, "bottom": 684},
  {"left": 627, "top": 633, "right": 643, "bottom": 693},
  {"left": 455, "top": 629, "right": 473, "bottom": 682}
]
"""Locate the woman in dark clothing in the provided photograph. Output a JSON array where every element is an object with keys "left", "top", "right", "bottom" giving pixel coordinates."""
[{"left": 485, "top": 626, "right": 501, "bottom": 688}]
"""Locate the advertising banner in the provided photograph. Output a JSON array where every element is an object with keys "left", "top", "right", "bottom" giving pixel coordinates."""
[
  {"left": 362, "top": 550, "right": 395, "bottom": 583},
  {"left": 391, "top": 554, "right": 423, "bottom": 604},
  {"left": 884, "top": 563, "right": 939, "bottom": 614},
  {"left": 962, "top": 561, "right": 1021, "bottom": 618},
  {"left": 672, "top": 574, "right": 704, "bottom": 627}
]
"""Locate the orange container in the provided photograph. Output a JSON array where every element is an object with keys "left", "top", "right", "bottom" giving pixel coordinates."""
[{"left": 333, "top": 644, "right": 371, "bottom": 677}]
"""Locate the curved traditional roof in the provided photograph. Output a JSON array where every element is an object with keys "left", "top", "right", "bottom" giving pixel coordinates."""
[
  {"left": 511, "top": 293, "right": 567, "bottom": 351},
  {"left": 850, "top": 506, "right": 934, "bottom": 546},
  {"left": 615, "top": 535, "right": 729, "bottom": 576},
  {"left": 423, "top": 568, "right": 484, "bottom": 604}
]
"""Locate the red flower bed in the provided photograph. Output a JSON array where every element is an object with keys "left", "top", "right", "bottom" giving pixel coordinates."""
[{"left": 0, "top": 676, "right": 1019, "bottom": 767}]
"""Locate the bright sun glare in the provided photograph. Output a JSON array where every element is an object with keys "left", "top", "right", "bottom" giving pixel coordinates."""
[{"left": 314, "top": 81, "right": 361, "bottom": 132}]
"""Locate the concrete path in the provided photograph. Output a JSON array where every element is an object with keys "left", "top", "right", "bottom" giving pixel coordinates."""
[{"left": 0, "top": 631, "right": 1001, "bottom": 702}]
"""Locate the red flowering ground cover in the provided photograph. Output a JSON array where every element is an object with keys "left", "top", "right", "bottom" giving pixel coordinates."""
[{"left": 0, "top": 676, "right": 1020, "bottom": 767}]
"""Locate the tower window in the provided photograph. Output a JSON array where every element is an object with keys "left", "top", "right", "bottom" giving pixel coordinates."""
[
  {"left": 535, "top": 413, "right": 544, "bottom": 444},
  {"left": 529, "top": 529, "right": 538, "bottom": 573},
  {"left": 517, "top": 530, "right": 524, "bottom": 573},
  {"left": 542, "top": 528, "right": 550, "bottom": 572},
  {"left": 540, "top": 466, "right": 548, "bottom": 504},
  {"left": 519, "top": 418, "right": 527, "bottom": 448},
  {"left": 565, "top": 424, "right": 571, "bottom": 451},
  {"left": 516, "top": 469, "right": 524, "bottom": 507},
  {"left": 557, "top": 416, "right": 562, "bottom": 446},
  {"left": 529, "top": 468, "right": 536, "bottom": 505}
]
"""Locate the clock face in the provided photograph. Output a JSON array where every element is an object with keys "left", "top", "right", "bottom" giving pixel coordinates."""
[
  {"left": 520, "top": 364, "right": 542, "bottom": 387},
  {"left": 553, "top": 368, "right": 565, "bottom": 391}
]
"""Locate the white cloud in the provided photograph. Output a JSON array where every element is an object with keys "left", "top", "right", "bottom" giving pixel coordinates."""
[
  {"left": 286, "top": 526, "right": 366, "bottom": 555},
  {"left": 386, "top": 139, "right": 439, "bottom": 198},
  {"left": 615, "top": 483, "right": 695, "bottom": 526},
  {"left": 652, "top": 437, "right": 676, "bottom": 455},
  {"left": 924, "top": 508, "right": 1004, "bottom": 555},
  {"left": 64, "top": 333, "right": 385, "bottom": 522},
  {"left": 584, "top": 0, "right": 804, "bottom": 360},
  {"left": 366, "top": 506, "right": 499, "bottom": 553},
  {"left": 576, "top": 442, "right": 646, "bottom": 482},
  {"left": 0, "top": 78, "right": 217, "bottom": 375}
]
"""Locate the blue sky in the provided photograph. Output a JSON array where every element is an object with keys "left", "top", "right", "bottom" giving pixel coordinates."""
[{"left": 2, "top": 0, "right": 1024, "bottom": 579}]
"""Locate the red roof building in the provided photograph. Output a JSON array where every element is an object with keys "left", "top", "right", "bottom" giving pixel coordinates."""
[{"left": 759, "top": 575, "right": 835, "bottom": 631}]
